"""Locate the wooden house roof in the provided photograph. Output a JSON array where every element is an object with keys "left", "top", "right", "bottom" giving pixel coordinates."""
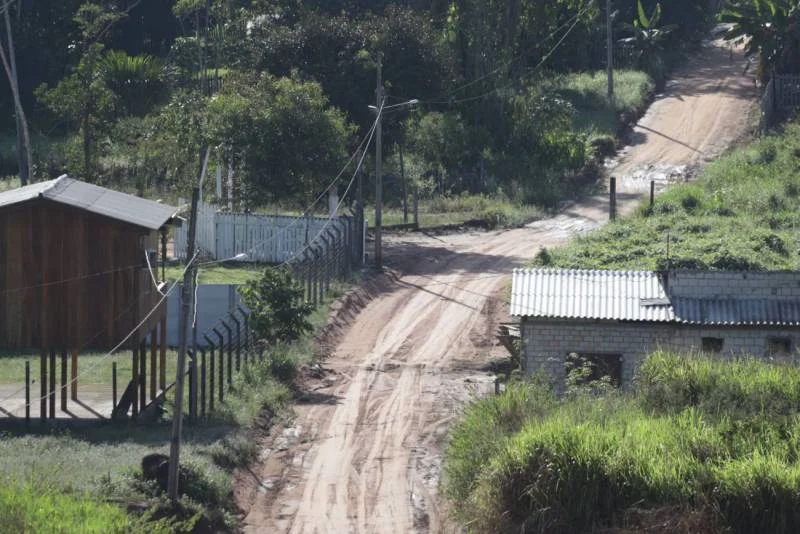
[{"left": 0, "top": 175, "right": 178, "bottom": 230}]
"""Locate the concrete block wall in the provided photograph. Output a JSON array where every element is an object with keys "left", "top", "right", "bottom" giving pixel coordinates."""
[
  {"left": 523, "top": 319, "right": 800, "bottom": 389},
  {"left": 667, "top": 271, "right": 800, "bottom": 299}
]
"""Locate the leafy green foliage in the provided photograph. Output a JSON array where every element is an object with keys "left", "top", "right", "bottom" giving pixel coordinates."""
[
  {"left": 206, "top": 74, "right": 353, "bottom": 204},
  {"left": 446, "top": 352, "right": 800, "bottom": 533},
  {"left": 238, "top": 267, "right": 314, "bottom": 345},
  {"left": 720, "top": 0, "right": 800, "bottom": 80}
]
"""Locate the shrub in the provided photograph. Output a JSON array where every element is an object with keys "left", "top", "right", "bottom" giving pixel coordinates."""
[{"left": 239, "top": 267, "right": 313, "bottom": 345}]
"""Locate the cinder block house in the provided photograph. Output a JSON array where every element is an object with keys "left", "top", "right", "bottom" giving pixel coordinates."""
[{"left": 511, "top": 269, "right": 800, "bottom": 388}]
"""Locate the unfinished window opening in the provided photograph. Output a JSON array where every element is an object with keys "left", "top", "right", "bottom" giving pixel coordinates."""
[
  {"left": 565, "top": 352, "right": 622, "bottom": 388},
  {"left": 767, "top": 337, "right": 792, "bottom": 357},
  {"left": 701, "top": 337, "right": 724, "bottom": 354}
]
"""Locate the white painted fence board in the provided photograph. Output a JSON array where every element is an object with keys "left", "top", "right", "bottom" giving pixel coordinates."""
[{"left": 174, "top": 201, "right": 351, "bottom": 263}]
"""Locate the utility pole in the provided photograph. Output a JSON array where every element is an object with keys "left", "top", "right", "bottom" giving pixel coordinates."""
[
  {"left": 168, "top": 187, "right": 199, "bottom": 502},
  {"left": 374, "top": 53, "right": 384, "bottom": 268},
  {"left": 606, "top": 0, "right": 614, "bottom": 103},
  {"left": 356, "top": 145, "right": 364, "bottom": 264}
]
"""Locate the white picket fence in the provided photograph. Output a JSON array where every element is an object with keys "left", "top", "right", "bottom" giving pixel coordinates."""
[{"left": 174, "top": 200, "right": 351, "bottom": 263}]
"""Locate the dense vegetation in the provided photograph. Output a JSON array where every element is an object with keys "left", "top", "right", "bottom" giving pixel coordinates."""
[
  {"left": 536, "top": 120, "right": 800, "bottom": 271},
  {"left": 446, "top": 352, "right": 800, "bottom": 533},
  {"left": 1, "top": 0, "right": 717, "bottom": 210}
]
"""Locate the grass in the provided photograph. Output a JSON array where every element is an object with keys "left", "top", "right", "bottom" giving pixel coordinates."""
[
  {"left": 0, "top": 350, "right": 180, "bottom": 385},
  {"left": 373, "top": 194, "right": 544, "bottom": 230},
  {"left": 553, "top": 69, "right": 655, "bottom": 137},
  {"left": 0, "top": 272, "right": 348, "bottom": 532},
  {"left": 0, "top": 483, "right": 129, "bottom": 533},
  {"left": 164, "top": 263, "right": 263, "bottom": 285},
  {"left": 445, "top": 352, "right": 800, "bottom": 533},
  {"left": 534, "top": 120, "right": 800, "bottom": 271}
]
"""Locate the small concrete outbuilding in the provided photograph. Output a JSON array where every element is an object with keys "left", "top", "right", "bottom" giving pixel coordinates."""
[{"left": 511, "top": 269, "right": 800, "bottom": 389}]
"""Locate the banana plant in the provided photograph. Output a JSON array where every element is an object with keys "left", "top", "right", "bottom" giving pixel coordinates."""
[
  {"left": 719, "top": 0, "right": 800, "bottom": 80},
  {"left": 619, "top": 0, "right": 677, "bottom": 85}
]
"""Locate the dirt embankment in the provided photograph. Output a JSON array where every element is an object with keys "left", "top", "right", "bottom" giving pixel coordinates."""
[{"left": 237, "top": 40, "right": 757, "bottom": 533}]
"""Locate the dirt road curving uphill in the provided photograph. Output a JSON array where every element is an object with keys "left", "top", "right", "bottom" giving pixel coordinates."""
[{"left": 238, "top": 40, "right": 756, "bottom": 533}]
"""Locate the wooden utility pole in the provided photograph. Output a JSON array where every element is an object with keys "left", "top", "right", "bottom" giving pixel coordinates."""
[
  {"left": 168, "top": 187, "right": 199, "bottom": 502},
  {"left": 606, "top": 0, "right": 614, "bottom": 103},
  {"left": 375, "top": 53, "right": 384, "bottom": 268}
]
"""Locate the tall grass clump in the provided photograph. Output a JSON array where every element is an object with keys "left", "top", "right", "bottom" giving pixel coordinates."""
[
  {"left": 444, "top": 378, "right": 555, "bottom": 506},
  {"left": 637, "top": 351, "right": 800, "bottom": 418},
  {"left": 446, "top": 353, "right": 800, "bottom": 533},
  {"left": 0, "top": 483, "right": 129, "bottom": 533}
]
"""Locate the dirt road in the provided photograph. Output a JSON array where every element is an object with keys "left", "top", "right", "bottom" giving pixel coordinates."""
[{"left": 238, "top": 40, "right": 755, "bottom": 533}]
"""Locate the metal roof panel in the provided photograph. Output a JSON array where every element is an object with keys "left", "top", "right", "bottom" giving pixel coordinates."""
[
  {"left": 0, "top": 176, "right": 177, "bottom": 230},
  {"left": 510, "top": 268, "right": 674, "bottom": 322}
]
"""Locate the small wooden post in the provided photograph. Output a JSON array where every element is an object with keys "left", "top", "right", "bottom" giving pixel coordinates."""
[
  {"left": 650, "top": 180, "right": 655, "bottom": 209},
  {"left": 60, "top": 349, "right": 67, "bottom": 411},
  {"left": 40, "top": 350, "right": 46, "bottom": 423},
  {"left": 25, "top": 361, "right": 30, "bottom": 427},
  {"left": 70, "top": 349, "right": 78, "bottom": 401},
  {"left": 609, "top": 176, "right": 617, "bottom": 221},
  {"left": 112, "top": 362, "right": 118, "bottom": 408},
  {"left": 139, "top": 339, "right": 147, "bottom": 410},
  {"left": 49, "top": 349, "right": 56, "bottom": 419},
  {"left": 131, "top": 347, "right": 139, "bottom": 418},
  {"left": 159, "top": 316, "right": 167, "bottom": 390},
  {"left": 150, "top": 329, "right": 157, "bottom": 401}
]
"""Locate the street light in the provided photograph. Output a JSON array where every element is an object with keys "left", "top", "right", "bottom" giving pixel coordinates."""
[{"left": 370, "top": 96, "right": 418, "bottom": 269}]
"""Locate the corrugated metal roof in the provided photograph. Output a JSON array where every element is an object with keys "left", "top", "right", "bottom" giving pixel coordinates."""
[
  {"left": 510, "top": 268, "right": 674, "bottom": 322},
  {"left": 673, "top": 297, "right": 800, "bottom": 326},
  {"left": 0, "top": 176, "right": 177, "bottom": 230}
]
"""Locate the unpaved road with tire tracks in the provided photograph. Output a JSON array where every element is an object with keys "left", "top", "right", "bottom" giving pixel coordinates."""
[{"left": 238, "top": 40, "right": 755, "bottom": 533}]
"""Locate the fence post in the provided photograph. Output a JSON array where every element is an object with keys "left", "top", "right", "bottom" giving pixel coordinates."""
[
  {"left": 222, "top": 321, "right": 233, "bottom": 388},
  {"left": 214, "top": 328, "right": 225, "bottom": 403},
  {"left": 205, "top": 335, "right": 215, "bottom": 413},
  {"left": 25, "top": 361, "right": 30, "bottom": 428},
  {"left": 650, "top": 180, "right": 655, "bottom": 210},
  {"left": 230, "top": 313, "right": 241, "bottom": 371},
  {"left": 188, "top": 353, "right": 197, "bottom": 421},
  {"left": 112, "top": 361, "right": 118, "bottom": 409},
  {"left": 610, "top": 176, "right": 618, "bottom": 219},
  {"left": 236, "top": 306, "right": 249, "bottom": 362},
  {"left": 200, "top": 347, "right": 206, "bottom": 419},
  {"left": 322, "top": 229, "right": 334, "bottom": 293},
  {"left": 311, "top": 246, "right": 322, "bottom": 306}
]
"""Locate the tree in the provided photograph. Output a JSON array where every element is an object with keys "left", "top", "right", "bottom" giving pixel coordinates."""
[
  {"left": 0, "top": 0, "right": 33, "bottom": 185},
  {"left": 206, "top": 73, "right": 353, "bottom": 205},
  {"left": 238, "top": 267, "right": 313, "bottom": 345}
]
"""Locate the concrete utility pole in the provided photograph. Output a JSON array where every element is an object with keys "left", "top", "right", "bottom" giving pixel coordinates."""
[
  {"left": 375, "top": 53, "right": 384, "bottom": 268},
  {"left": 607, "top": 0, "right": 614, "bottom": 103},
  {"left": 168, "top": 186, "right": 199, "bottom": 502}
]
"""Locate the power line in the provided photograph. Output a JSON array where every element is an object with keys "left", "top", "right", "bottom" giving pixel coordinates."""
[
  {"left": 420, "top": 12, "right": 587, "bottom": 106},
  {"left": 203, "top": 107, "right": 382, "bottom": 266},
  {"left": 278, "top": 101, "right": 382, "bottom": 269},
  {"left": 400, "top": 6, "right": 590, "bottom": 107},
  {"left": 0, "top": 253, "right": 199, "bottom": 408}
]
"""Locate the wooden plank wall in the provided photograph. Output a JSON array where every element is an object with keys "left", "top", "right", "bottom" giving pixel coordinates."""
[{"left": 0, "top": 199, "right": 165, "bottom": 350}]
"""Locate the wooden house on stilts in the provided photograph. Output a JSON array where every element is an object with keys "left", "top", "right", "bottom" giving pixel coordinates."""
[{"left": 0, "top": 175, "right": 179, "bottom": 420}]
